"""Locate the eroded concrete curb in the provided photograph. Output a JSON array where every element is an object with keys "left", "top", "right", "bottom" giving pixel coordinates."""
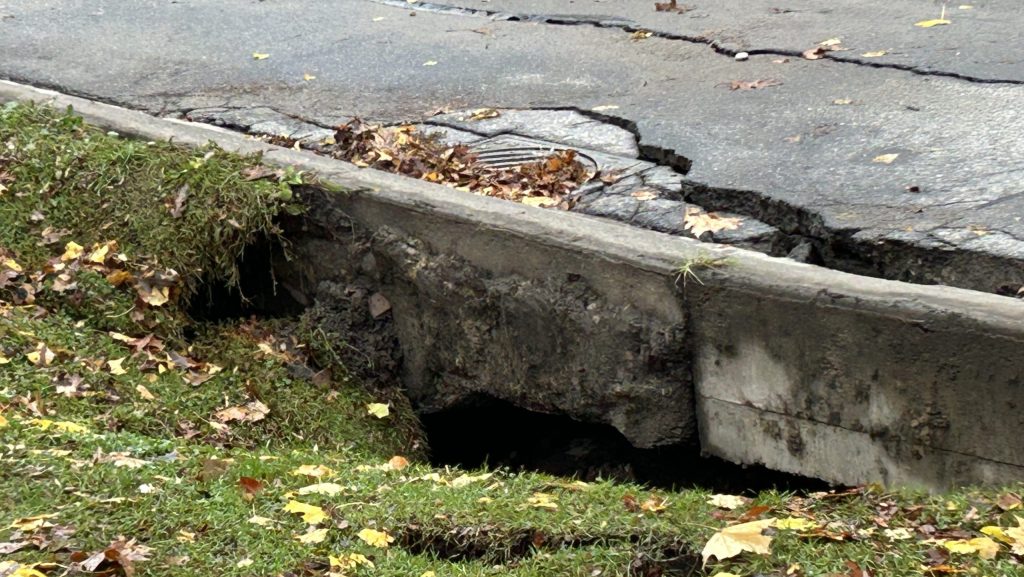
[{"left": 4, "top": 80, "right": 1023, "bottom": 488}]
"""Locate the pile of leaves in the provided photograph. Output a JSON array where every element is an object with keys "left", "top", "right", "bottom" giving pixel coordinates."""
[{"left": 324, "top": 119, "right": 591, "bottom": 207}]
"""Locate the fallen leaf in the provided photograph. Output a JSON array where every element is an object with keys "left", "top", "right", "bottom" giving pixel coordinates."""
[
  {"left": 284, "top": 500, "right": 328, "bottom": 525},
  {"left": 833, "top": 98, "right": 854, "bottom": 105},
  {"left": 368, "top": 293, "right": 391, "bottom": 318},
  {"left": 591, "top": 105, "right": 620, "bottom": 111},
  {"left": 802, "top": 46, "right": 829, "bottom": 60},
  {"left": 372, "top": 16, "right": 385, "bottom": 21},
  {"left": 942, "top": 537, "right": 999, "bottom": 559},
  {"left": 708, "top": 494, "right": 748, "bottom": 510},
  {"left": 727, "top": 78, "right": 783, "bottom": 90},
  {"left": 9, "top": 514, "right": 58, "bottom": 531},
  {"left": 238, "top": 477, "right": 263, "bottom": 500},
  {"left": 818, "top": 37, "right": 843, "bottom": 47},
  {"left": 701, "top": 518, "right": 777, "bottom": 567},
  {"left": 252, "top": 52, "right": 270, "bottom": 59},
  {"left": 108, "top": 357, "right": 128, "bottom": 375},
  {"left": 468, "top": 108, "right": 500, "bottom": 121},
  {"left": 884, "top": 527, "right": 914, "bottom": 540},
  {"left": 169, "top": 185, "right": 189, "bottom": 218},
  {"left": 61, "top": 241, "right": 84, "bottom": 261},
  {"left": 640, "top": 496, "right": 669, "bottom": 513},
  {"left": 214, "top": 400, "right": 270, "bottom": 423},
  {"left": 248, "top": 515, "right": 275, "bottom": 526},
  {"left": 26, "top": 342, "right": 55, "bottom": 366},
  {"left": 451, "top": 472, "right": 493, "bottom": 488},
  {"left": 236, "top": 559, "right": 254, "bottom": 568},
  {"left": 873, "top": 153, "right": 900, "bottom": 164},
  {"left": 0, "top": 414, "right": 7, "bottom": 428},
  {"left": 776, "top": 517, "right": 819, "bottom": 531},
  {"left": 330, "top": 553, "right": 375, "bottom": 571},
  {"left": 684, "top": 207, "right": 742, "bottom": 238},
  {"left": 388, "top": 455, "right": 410, "bottom": 471},
  {"left": 303, "top": 73, "right": 316, "bottom": 81},
  {"left": 527, "top": 492, "right": 559, "bottom": 510},
  {"left": 631, "top": 30, "right": 654, "bottom": 41},
  {"left": 423, "top": 60, "right": 438, "bottom": 66},
  {"left": 654, "top": 0, "right": 693, "bottom": 14},
  {"left": 296, "top": 527, "right": 329, "bottom": 544},
  {"left": 135, "top": 384, "right": 155, "bottom": 401},
  {"left": 298, "top": 483, "right": 346, "bottom": 496},
  {"left": 631, "top": 189, "right": 659, "bottom": 201},
  {"left": 996, "top": 493, "right": 1021, "bottom": 511},
  {"left": 861, "top": 50, "right": 888, "bottom": 57},
  {"left": 292, "top": 464, "right": 336, "bottom": 478},
  {"left": 357, "top": 528, "right": 394, "bottom": 548},
  {"left": 366, "top": 403, "right": 390, "bottom": 418},
  {"left": 915, "top": 19, "right": 951, "bottom": 28}
]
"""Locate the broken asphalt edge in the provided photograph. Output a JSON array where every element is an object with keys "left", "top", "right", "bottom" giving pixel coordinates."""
[{"left": 4, "top": 80, "right": 1022, "bottom": 489}]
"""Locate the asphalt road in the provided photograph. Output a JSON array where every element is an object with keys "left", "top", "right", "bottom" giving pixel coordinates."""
[{"left": 2, "top": 0, "right": 1023, "bottom": 292}]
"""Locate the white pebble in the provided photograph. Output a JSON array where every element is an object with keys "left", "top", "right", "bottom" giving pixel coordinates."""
[{"left": 734, "top": 52, "right": 750, "bottom": 61}]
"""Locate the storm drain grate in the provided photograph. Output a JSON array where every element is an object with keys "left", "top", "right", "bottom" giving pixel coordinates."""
[{"left": 471, "top": 145, "right": 600, "bottom": 173}]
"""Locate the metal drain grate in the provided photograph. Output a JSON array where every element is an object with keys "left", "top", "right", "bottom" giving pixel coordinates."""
[{"left": 471, "top": 145, "right": 600, "bottom": 173}]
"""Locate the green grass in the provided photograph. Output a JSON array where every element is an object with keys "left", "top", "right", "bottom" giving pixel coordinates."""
[{"left": 2, "top": 102, "right": 1023, "bottom": 577}]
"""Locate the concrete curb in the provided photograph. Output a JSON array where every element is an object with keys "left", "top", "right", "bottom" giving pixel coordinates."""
[{"left": 4, "top": 80, "right": 1022, "bottom": 488}]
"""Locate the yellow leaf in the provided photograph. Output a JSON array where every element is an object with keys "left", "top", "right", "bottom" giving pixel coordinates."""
[
  {"left": 296, "top": 527, "right": 329, "bottom": 544},
  {"left": 959, "top": 4, "right": 973, "bottom": 9},
  {"left": 712, "top": 573, "right": 743, "bottom": 577},
  {"left": 423, "top": 60, "right": 438, "bottom": 66},
  {"left": 873, "top": 153, "right": 899, "bottom": 164},
  {"left": 141, "top": 285, "right": 170, "bottom": 306},
  {"left": 298, "top": 483, "right": 346, "bottom": 496},
  {"left": 9, "top": 514, "right": 58, "bottom": 531},
  {"left": 861, "top": 50, "right": 888, "bottom": 57},
  {"left": 915, "top": 18, "right": 951, "bottom": 27},
  {"left": 236, "top": 559, "right": 254, "bottom": 568},
  {"left": 943, "top": 537, "right": 1000, "bottom": 559},
  {"left": 292, "top": 464, "right": 335, "bottom": 478},
  {"left": 303, "top": 73, "right": 316, "bottom": 81},
  {"left": 30, "top": 419, "right": 88, "bottom": 434},
  {"left": 0, "top": 414, "right": 7, "bottom": 428},
  {"left": 707, "top": 494, "right": 747, "bottom": 510},
  {"left": 640, "top": 496, "right": 669, "bottom": 513},
  {"left": 61, "top": 241, "right": 84, "bottom": 261},
  {"left": 248, "top": 515, "right": 275, "bottom": 526},
  {"left": 701, "top": 518, "right": 776, "bottom": 568},
  {"left": 357, "top": 528, "right": 394, "bottom": 548},
  {"left": 177, "top": 530, "right": 196, "bottom": 543},
  {"left": 136, "top": 384, "right": 156, "bottom": 401},
  {"left": 253, "top": 52, "right": 270, "bottom": 59},
  {"left": 527, "top": 492, "right": 559, "bottom": 510},
  {"left": 776, "top": 517, "right": 819, "bottom": 531},
  {"left": 284, "top": 500, "right": 328, "bottom": 524},
  {"left": 420, "top": 572, "right": 436, "bottom": 577},
  {"left": 451, "top": 472, "right": 493, "bottom": 488},
  {"left": 0, "top": 353, "right": 9, "bottom": 365},
  {"left": 884, "top": 527, "right": 914, "bottom": 540},
  {"left": 87, "top": 243, "right": 111, "bottom": 264},
  {"left": 372, "top": 16, "right": 386, "bottom": 21},
  {"left": 331, "top": 553, "right": 375, "bottom": 570},
  {"left": 366, "top": 403, "right": 390, "bottom": 418},
  {"left": 11, "top": 567, "right": 48, "bottom": 577},
  {"left": 108, "top": 357, "right": 128, "bottom": 375},
  {"left": 2, "top": 258, "right": 22, "bottom": 272},
  {"left": 26, "top": 342, "right": 54, "bottom": 366}
]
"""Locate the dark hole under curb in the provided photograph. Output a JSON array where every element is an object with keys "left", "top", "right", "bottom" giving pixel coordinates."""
[{"left": 422, "top": 395, "right": 833, "bottom": 494}]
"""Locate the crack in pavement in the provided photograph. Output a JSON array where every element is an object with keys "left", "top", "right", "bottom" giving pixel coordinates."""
[{"left": 368, "top": 0, "right": 1024, "bottom": 85}]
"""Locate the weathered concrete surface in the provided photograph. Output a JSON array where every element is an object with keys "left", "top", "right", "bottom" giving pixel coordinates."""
[
  {"left": 5, "top": 82, "right": 1024, "bottom": 488},
  {"left": 2, "top": 0, "right": 1024, "bottom": 295}
]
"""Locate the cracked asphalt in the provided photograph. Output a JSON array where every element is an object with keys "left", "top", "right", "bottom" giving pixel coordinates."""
[{"left": 1, "top": 0, "right": 1023, "bottom": 293}]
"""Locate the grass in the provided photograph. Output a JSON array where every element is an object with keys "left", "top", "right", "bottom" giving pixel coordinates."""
[{"left": 2, "top": 102, "right": 1023, "bottom": 577}]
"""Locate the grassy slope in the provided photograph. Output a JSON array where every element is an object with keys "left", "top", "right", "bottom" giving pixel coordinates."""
[{"left": 1, "top": 103, "right": 1023, "bottom": 577}]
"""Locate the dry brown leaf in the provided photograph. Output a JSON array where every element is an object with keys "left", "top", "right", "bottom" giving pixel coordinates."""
[
  {"left": 684, "top": 207, "right": 742, "bottom": 238},
  {"left": 727, "top": 78, "right": 783, "bottom": 91}
]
